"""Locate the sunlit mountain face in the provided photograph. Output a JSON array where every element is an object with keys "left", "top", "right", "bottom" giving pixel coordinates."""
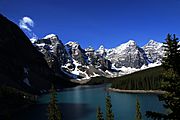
[{"left": 32, "top": 34, "right": 164, "bottom": 80}]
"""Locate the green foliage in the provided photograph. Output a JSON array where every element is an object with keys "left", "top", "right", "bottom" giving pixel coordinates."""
[
  {"left": 146, "top": 34, "right": 180, "bottom": 119},
  {"left": 111, "top": 66, "right": 163, "bottom": 90},
  {"left": 97, "top": 106, "right": 104, "bottom": 120},
  {"left": 135, "top": 97, "right": 142, "bottom": 120},
  {"left": 162, "top": 34, "right": 180, "bottom": 74},
  {"left": 106, "top": 95, "right": 114, "bottom": 120},
  {"left": 48, "top": 85, "right": 62, "bottom": 120}
]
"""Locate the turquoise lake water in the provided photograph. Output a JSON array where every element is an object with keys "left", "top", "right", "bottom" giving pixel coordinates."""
[{"left": 17, "top": 84, "right": 165, "bottom": 120}]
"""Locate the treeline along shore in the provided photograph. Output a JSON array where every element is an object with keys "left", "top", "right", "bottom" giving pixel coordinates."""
[{"left": 111, "top": 66, "right": 163, "bottom": 91}]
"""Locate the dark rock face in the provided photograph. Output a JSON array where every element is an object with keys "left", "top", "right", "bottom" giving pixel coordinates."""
[
  {"left": 65, "top": 41, "right": 88, "bottom": 65},
  {"left": 95, "top": 46, "right": 112, "bottom": 70},
  {"left": 34, "top": 35, "right": 71, "bottom": 74},
  {"left": 0, "top": 14, "right": 52, "bottom": 93}
]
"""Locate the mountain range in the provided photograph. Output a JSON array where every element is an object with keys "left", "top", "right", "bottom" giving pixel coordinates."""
[
  {"left": 0, "top": 14, "right": 166, "bottom": 91},
  {"left": 0, "top": 14, "right": 76, "bottom": 94},
  {"left": 32, "top": 34, "right": 165, "bottom": 80}
]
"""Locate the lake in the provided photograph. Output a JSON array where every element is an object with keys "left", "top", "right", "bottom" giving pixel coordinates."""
[{"left": 17, "top": 84, "right": 165, "bottom": 120}]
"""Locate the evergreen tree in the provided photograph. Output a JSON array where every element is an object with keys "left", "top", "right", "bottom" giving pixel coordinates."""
[
  {"left": 135, "top": 97, "right": 142, "bottom": 120},
  {"left": 106, "top": 95, "right": 114, "bottom": 120},
  {"left": 146, "top": 34, "right": 180, "bottom": 119},
  {"left": 48, "top": 85, "right": 62, "bottom": 120},
  {"left": 97, "top": 106, "right": 104, "bottom": 120}
]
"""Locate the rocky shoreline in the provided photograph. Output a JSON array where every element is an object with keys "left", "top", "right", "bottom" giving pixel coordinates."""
[{"left": 108, "top": 88, "right": 166, "bottom": 94}]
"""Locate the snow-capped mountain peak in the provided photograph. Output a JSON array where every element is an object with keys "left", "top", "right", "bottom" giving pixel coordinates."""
[
  {"left": 142, "top": 40, "right": 164, "bottom": 63},
  {"left": 143, "top": 40, "right": 163, "bottom": 49},
  {"left": 114, "top": 40, "right": 137, "bottom": 52},
  {"left": 43, "top": 34, "right": 57, "bottom": 39},
  {"left": 107, "top": 40, "right": 137, "bottom": 56},
  {"left": 65, "top": 41, "right": 80, "bottom": 49},
  {"left": 147, "top": 39, "right": 156, "bottom": 44},
  {"left": 126, "top": 40, "right": 136, "bottom": 46},
  {"left": 96, "top": 45, "right": 107, "bottom": 57},
  {"left": 106, "top": 40, "right": 147, "bottom": 69},
  {"left": 42, "top": 34, "right": 61, "bottom": 46},
  {"left": 98, "top": 45, "right": 105, "bottom": 50}
]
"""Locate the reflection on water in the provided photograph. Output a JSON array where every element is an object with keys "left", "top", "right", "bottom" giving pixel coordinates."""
[
  {"left": 16, "top": 103, "right": 93, "bottom": 120},
  {"left": 17, "top": 84, "right": 165, "bottom": 120}
]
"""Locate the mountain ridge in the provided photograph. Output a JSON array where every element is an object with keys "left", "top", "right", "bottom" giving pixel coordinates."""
[
  {"left": 0, "top": 15, "right": 76, "bottom": 94},
  {"left": 33, "top": 34, "right": 164, "bottom": 80}
]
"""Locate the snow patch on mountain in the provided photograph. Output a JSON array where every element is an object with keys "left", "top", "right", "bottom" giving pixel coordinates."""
[
  {"left": 43, "top": 34, "right": 57, "bottom": 39},
  {"left": 30, "top": 38, "right": 37, "bottom": 43}
]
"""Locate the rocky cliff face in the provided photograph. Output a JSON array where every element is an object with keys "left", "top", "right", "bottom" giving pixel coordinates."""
[
  {"left": 65, "top": 41, "right": 88, "bottom": 65},
  {"left": 34, "top": 34, "right": 71, "bottom": 74},
  {"left": 142, "top": 40, "right": 164, "bottom": 63},
  {"left": 106, "top": 40, "right": 148, "bottom": 69}
]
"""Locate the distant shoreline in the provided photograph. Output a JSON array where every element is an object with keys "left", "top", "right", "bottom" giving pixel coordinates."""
[
  {"left": 70, "top": 79, "right": 90, "bottom": 84},
  {"left": 108, "top": 88, "right": 166, "bottom": 94}
]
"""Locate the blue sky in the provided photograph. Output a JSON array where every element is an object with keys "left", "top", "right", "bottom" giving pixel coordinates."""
[{"left": 0, "top": 0, "right": 180, "bottom": 49}]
